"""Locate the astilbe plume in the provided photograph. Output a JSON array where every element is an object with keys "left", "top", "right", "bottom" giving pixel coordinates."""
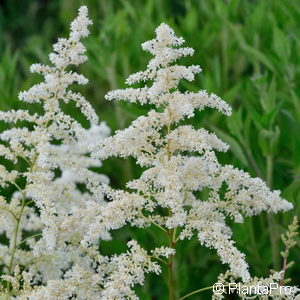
[
  {"left": 0, "top": 6, "right": 112, "bottom": 299},
  {"left": 89, "top": 22, "right": 293, "bottom": 296}
]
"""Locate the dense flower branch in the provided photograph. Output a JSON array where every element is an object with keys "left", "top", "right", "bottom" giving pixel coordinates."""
[{"left": 90, "top": 23, "right": 293, "bottom": 289}]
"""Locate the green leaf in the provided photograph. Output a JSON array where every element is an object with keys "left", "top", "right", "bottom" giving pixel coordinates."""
[
  {"left": 258, "top": 126, "right": 280, "bottom": 156},
  {"left": 212, "top": 126, "right": 249, "bottom": 167},
  {"left": 241, "top": 44, "right": 275, "bottom": 72},
  {"left": 226, "top": 109, "right": 243, "bottom": 141},
  {"left": 273, "top": 27, "right": 290, "bottom": 59}
]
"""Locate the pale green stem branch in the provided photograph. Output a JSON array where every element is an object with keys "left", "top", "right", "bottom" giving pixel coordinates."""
[
  {"left": 5, "top": 154, "right": 37, "bottom": 298},
  {"left": 180, "top": 284, "right": 231, "bottom": 300},
  {"left": 145, "top": 216, "right": 168, "bottom": 233},
  {"left": 179, "top": 286, "right": 214, "bottom": 300},
  {"left": 149, "top": 255, "right": 169, "bottom": 266},
  {"left": 17, "top": 233, "right": 41, "bottom": 247}
]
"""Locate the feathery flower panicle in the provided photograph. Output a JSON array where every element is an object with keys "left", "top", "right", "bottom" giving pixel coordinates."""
[
  {"left": 0, "top": 6, "right": 124, "bottom": 299},
  {"left": 90, "top": 23, "right": 293, "bottom": 285}
]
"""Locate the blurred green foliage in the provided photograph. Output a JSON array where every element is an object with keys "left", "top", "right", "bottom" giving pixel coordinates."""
[{"left": 1, "top": 0, "right": 300, "bottom": 299}]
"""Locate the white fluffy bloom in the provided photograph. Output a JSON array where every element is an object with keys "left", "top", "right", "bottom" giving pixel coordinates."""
[
  {"left": 0, "top": 6, "right": 113, "bottom": 298},
  {"left": 90, "top": 23, "right": 292, "bottom": 284},
  {"left": 17, "top": 241, "right": 173, "bottom": 300}
]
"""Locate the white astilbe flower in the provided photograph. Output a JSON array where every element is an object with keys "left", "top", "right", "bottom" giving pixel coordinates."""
[
  {"left": 90, "top": 23, "right": 293, "bottom": 284},
  {"left": 0, "top": 6, "right": 113, "bottom": 298},
  {"left": 18, "top": 241, "right": 173, "bottom": 300},
  {"left": 82, "top": 185, "right": 147, "bottom": 246}
]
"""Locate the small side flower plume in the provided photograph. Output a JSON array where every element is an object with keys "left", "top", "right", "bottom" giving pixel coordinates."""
[
  {"left": 90, "top": 22, "right": 293, "bottom": 284},
  {"left": 279, "top": 216, "right": 299, "bottom": 286},
  {"left": 100, "top": 241, "right": 162, "bottom": 300}
]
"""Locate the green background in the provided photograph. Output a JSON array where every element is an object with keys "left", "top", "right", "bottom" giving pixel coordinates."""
[{"left": 0, "top": 0, "right": 300, "bottom": 298}]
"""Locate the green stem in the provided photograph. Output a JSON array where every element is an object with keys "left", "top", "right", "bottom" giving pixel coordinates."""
[
  {"left": 248, "top": 219, "right": 267, "bottom": 273},
  {"left": 5, "top": 193, "right": 27, "bottom": 298},
  {"left": 268, "top": 215, "right": 280, "bottom": 270},
  {"left": 5, "top": 155, "right": 37, "bottom": 298},
  {"left": 239, "top": 136, "right": 263, "bottom": 179},
  {"left": 279, "top": 245, "right": 288, "bottom": 286},
  {"left": 168, "top": 228, "right": 175, "bottom": 300},
  {"left": 266, "top": 154, "right": 273, "bottom": 188},
  {"left": 165, "top": 108, "right": 176, "bottom": 300},
  {"left": 266, "top": 154, "right": 280, "bottom": 270}
]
